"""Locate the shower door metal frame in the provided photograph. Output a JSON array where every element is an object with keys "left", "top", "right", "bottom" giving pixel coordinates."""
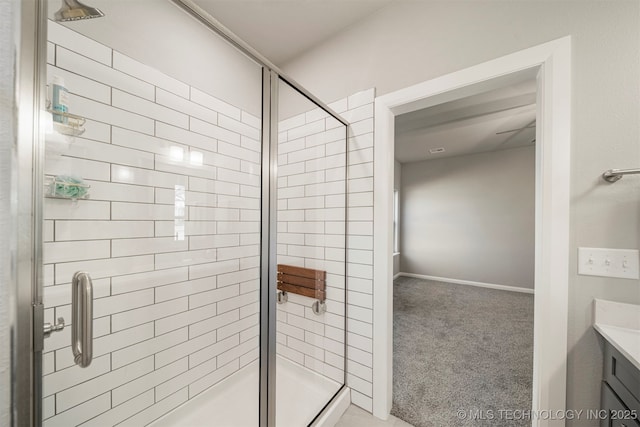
[
  {"left": 260, "top": 69, "right": 279, "bottom": 427},
  {"left": 14, "top": 0, "right": 49, "bottom": 426},
  {"left": 13, "top": 0, "right": 350, "bottom": 426}
]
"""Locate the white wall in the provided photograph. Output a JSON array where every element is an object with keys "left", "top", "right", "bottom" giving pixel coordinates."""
[
  {"left": 46, "top": 0, "right": 262, "bottom": 117},
  {"left": 0, "top": 0, "right": 17, "bottom": 425},
  {"left": 400, "top": 147, "right": 535, "bottom": 289},
  {"left": 282, "top": 1, "right": 640, "bottom": 422}
]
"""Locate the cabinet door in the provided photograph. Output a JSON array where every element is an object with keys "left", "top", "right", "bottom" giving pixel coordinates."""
[
  {"left": 602, "top": 382, "right": 640, "bottom": 427},
  {"left": 604, "top": 341, "right": 640, "bottom": 412}
]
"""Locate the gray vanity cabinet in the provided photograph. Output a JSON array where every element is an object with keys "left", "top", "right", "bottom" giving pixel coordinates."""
[{"left": 601, "top": 340, "right": 640, "bottom": 427}]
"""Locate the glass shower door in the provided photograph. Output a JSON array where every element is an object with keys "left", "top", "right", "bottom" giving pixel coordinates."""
[
  {"left": 275, "top": 79, "right": 348, "bottom": 426},
  {"left": 40, "top": 3, "right": 263, "bottom": 425}
]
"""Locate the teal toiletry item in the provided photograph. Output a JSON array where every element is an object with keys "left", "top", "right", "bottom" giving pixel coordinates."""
[
  {"left": 52, "top": 75, "right": 69, "bottom": 124},
  {"left": 52, "top": 175, "right": 88, "bottom": 199}
]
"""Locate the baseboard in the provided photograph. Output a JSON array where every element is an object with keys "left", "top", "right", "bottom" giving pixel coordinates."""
[
  {"left": 393, "top": 272, "right": 402, "bottom": 280},
  {"left": 397, "top": 272, "right": 534, "bottom": 294}
]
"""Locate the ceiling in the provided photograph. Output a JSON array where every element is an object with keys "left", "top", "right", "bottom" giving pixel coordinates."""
[
  {"left": 192, "top": 0, "right": 395, "bottom": 65},
  {"left": 394, "top": 79, "right": 537, "bottom": 163}
]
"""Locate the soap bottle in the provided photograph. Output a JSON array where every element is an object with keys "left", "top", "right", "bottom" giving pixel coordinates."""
[{"left": 51, "top": 75, "right": 69, "bottom": 124}]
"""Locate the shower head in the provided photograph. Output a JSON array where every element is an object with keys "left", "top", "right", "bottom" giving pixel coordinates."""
[{"left": 54, "top": 0, "right": 104, "bottom": 22}]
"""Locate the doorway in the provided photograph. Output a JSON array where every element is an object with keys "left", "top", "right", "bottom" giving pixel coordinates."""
[
  {"left": 391, "top": 78, "right": 537, "bottom": 425},
  {"left": 372, "top": 37, "right": 572, "bottom": 427}
]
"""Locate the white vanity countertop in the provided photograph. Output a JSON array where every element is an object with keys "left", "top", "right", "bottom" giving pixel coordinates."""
[{"left": 593, "top": 299, "right": 640, "bottom": 371}]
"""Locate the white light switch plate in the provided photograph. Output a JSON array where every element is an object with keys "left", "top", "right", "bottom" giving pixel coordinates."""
[{"left": 578, "top": 247, "right": 640, "bottom": 280}]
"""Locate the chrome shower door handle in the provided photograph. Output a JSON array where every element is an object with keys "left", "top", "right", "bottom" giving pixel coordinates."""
[{"left": 72, "top": 271, "right": 93, "bottom": 368}]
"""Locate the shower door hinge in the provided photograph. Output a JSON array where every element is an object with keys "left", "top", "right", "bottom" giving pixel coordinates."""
[{"left": 33, "top": 303, "right": 45, "bottom": 353}]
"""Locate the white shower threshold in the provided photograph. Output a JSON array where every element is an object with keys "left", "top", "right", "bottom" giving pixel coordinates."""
[{"left": 151, "top": 356, "right": 349, "bottom": 427}]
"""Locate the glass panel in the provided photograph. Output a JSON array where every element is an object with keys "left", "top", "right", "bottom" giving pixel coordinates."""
[
  {"left": 42, "top": 2, "right": 262, "bottom": 425},
  {"left": 276, "top": 79, "right": 347, "bottom": 426}
]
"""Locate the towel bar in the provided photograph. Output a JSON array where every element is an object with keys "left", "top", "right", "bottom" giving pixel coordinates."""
[{"left": 602, "top": 168, "right": 640, "bottom": 183}]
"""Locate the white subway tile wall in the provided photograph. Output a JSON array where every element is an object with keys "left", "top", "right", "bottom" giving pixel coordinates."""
[
  {"left": 343, "top": 89, "right": 375, "bottom": 412},
  {"left": 276, "top": 88, "right": 375, "bottom": 411},
  {"left": 43, "top": 21, "right": 261, "bottom": 426}
]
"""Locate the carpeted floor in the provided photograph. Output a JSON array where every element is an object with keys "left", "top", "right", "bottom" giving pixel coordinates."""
[{"left": 390, "top": 276, "right": 534, "bottom": 427}]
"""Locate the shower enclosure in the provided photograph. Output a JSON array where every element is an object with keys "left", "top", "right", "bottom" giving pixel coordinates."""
[{"left": 13, "top": 1, "right": 348, "bottom": 425}]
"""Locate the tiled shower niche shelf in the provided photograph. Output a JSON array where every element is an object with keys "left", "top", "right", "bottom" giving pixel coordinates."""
[{"left": 44, "top": 176, "right": 91, "bottom": 200}]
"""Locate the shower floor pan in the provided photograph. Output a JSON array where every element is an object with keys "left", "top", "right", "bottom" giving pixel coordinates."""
[{"left": 151, "top": 356, "right": 341, "bottom": 427}]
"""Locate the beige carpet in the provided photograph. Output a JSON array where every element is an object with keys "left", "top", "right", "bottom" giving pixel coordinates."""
[{"left": 391, "top": 276, "right": 534, "bottom": 427}]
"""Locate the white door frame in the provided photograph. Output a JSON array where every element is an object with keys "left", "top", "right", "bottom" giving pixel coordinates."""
[{"left": 372, "top": 37, "right": 571, "bottom": 426}]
